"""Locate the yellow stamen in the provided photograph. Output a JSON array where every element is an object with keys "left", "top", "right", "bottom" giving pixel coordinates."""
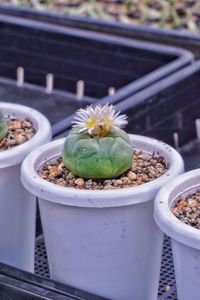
[{"left": 86, "top": 119, "right": 96, "bottom": 128}]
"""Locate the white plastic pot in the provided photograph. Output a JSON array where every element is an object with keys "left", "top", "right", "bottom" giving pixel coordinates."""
[
  {"left": 154, "top": 168, "right": 200, "bottom": 300},
  {"left": 21, "top": 134, "right": 184, "bottom": 300},
  {"left": 0, "top": 102, "right": 51, "bottom": 272}
]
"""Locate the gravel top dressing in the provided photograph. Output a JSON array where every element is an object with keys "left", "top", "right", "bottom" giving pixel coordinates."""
[
  {"left": 0, "top": 118, "right": 35, "bottom": 151},
  {"left": 173, "top": 191, "right": 200, "bottom": 229},
  {"left": 38, "top": 150, "right": 167, "bottom": 190}
]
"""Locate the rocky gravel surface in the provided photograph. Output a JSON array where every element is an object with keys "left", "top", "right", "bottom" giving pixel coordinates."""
[
  {"left": 173, "top": 191, "right": 200, "bottom": 229},
  {"left": 38, "top": 149, "right": 167, "bottom": 190},
  {"left": 0, "top": 118, "right": 35, "bottom": 151}
]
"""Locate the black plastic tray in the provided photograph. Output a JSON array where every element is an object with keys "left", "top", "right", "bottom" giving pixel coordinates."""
[
  {"left": 0, "top": 7, "right": 199, "bottom": 300},
  {"left": 0, "top": 13, "right": 194, "bottom": 135},
  {"left": 0, "top": 4, "right": 200, "bottom": 59},
  {"left": 0, "top": 14, "right": 193, "bottom": 136},
  {"left": 116, "top": 61, "right": 200, "bottom": 148},
  {"left": 0, "top": 13, "right": 193, "bottom": 99},
  {"left": 0, "top": 262, "right": 108, "bottom": 300},
  {"left": 0, "top": 77, "right": 93, "bottom": 127},
  {"left": 54, "top": 61, "right": 200, "bottom": 140}
]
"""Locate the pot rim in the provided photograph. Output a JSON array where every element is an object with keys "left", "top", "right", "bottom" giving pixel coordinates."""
[
  {"left": 0, "top": 102, "right": 52, "bottom": 167},
  {"left": 154, "top": 168, "right": 200, "bottom": 250},
  {"left": 21, "top": 134, "right": 184, "bottom": 208}
]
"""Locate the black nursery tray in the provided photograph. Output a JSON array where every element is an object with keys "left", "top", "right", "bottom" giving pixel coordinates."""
[
  {"left": 0, "top": 77, "right": 92, "bottom": 126},
  {"left": 0, "top": 262, "right": 108, "bottom": 300},
  {"left": 0, "top": 12, "right": 194, "bottom": 135},
  {"left": 54, "top": 61, "right": 200, "bottom": 140},
  {"left": 116, "top": 61, "right": 200, "bottom": 148},
  {"left": 1, "top": 5, "right": 199, "bottom": 60},
  {"left": 0, "top": 9, "right": 199, "bottom": 300},
  {"left": 0, "top": 13, "right": 191, "bottom": 98},
  {"left": 1, "top": 4, "right": 200, "bottom": 59}
]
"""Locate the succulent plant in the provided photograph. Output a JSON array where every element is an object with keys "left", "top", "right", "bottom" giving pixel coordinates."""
[
  {"left": 62, "top": 105, "right": 133, "bottom": 179},
  {"left": 0, "top": 111, "right": 8, "bottom": 141}
]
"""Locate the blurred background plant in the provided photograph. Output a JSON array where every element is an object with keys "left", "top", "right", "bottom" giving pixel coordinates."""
[{"left": 1, "top": 0, "right": 200, "bottom": 33}]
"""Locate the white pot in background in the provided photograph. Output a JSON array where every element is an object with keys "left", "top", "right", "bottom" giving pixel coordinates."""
[
  {"left": 154, "top": 168, "right": 200, "bottom": 300},
  {"left": 0, "top": 102, "right": 51, "bottom": 272},
  {"left": 21, "top": 135, "right": 184, "bottom": 300}
]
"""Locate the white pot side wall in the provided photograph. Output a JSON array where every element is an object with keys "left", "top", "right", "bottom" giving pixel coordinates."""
[
  {"left": 39, "top": 197, "right": 163, "bottom": 300},
  {"left": 0, "top": 164, "right": 36, "bottom": 271},
  {"left": 21, "top": 134, "right": 184, "bottom": 299},
  {"left": 0, "top": 102, "right": 51, "bottom": 272}
]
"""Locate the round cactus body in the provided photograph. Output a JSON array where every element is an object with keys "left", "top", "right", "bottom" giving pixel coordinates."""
[
  {"left": 0, "top": 111, "right": 8, "bottom": 141},
  {"left": 62, "top": 128, "right": 133, "bottom": 179}
]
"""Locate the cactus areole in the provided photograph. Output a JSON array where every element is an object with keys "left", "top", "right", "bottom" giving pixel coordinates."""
[
  {"left": 62, "top": 105, "right": 133, "bottom": 179},
  {"left": 0, "top": 111, "right": 8, "bottom": 141}
]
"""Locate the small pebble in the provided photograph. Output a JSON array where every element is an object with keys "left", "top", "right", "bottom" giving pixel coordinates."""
[
  {"left": 121, "top": 176, "right": 129, "bottom": 183},
  {"left": 128, "top": 171, "right": 137, "bottom": 180},
  {"left": 104, "top": 185, "right": 117, "bottom": 190},
  {"left": 75, "top": 178, "right": 85, "bottom": 187},
  {"left": 12, "top": 121, "right": 22, "bottom": 130},
  {"left": 15, "top": 134, "right": 26, "bottom": 145},
  {"left": 115, "top": 179, "right": 123, "bottom": 185},
  {"left": 67, "top": 172, "right": 75, "bottom": 179},
  {"left": 6, "top": 140, "right": 16, "bottom": 147}
]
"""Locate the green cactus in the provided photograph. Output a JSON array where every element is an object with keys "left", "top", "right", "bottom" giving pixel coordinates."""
[
  {"left": 0, "top": 111, "right": 8, "bottom": 141},
  {"left": 62, "top": 127, "right": 132, "bottom": 179}
]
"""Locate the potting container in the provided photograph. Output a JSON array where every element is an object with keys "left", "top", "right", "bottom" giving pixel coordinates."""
[
  {"left": 0, "top": 102, "right": 51, "bottom": 272},
  {"left": 0, "top": 13, "right": 194, "bottom": 137},
  {"left": 1, "top": 5, "right": 200, "bottom": 58},
  {"left": 154, "top": 168, "right": 200, "bottom": 300},
  {"left": 45, "top": 61, "right": 200, "bottom": 299},
  {"left": 21, "top": 134, "right": 184, "bottom": 300}
]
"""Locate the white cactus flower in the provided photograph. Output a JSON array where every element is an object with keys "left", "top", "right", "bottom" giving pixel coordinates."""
[{"left": 72, "top": 104, "right": 127, "bottom": 136}]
